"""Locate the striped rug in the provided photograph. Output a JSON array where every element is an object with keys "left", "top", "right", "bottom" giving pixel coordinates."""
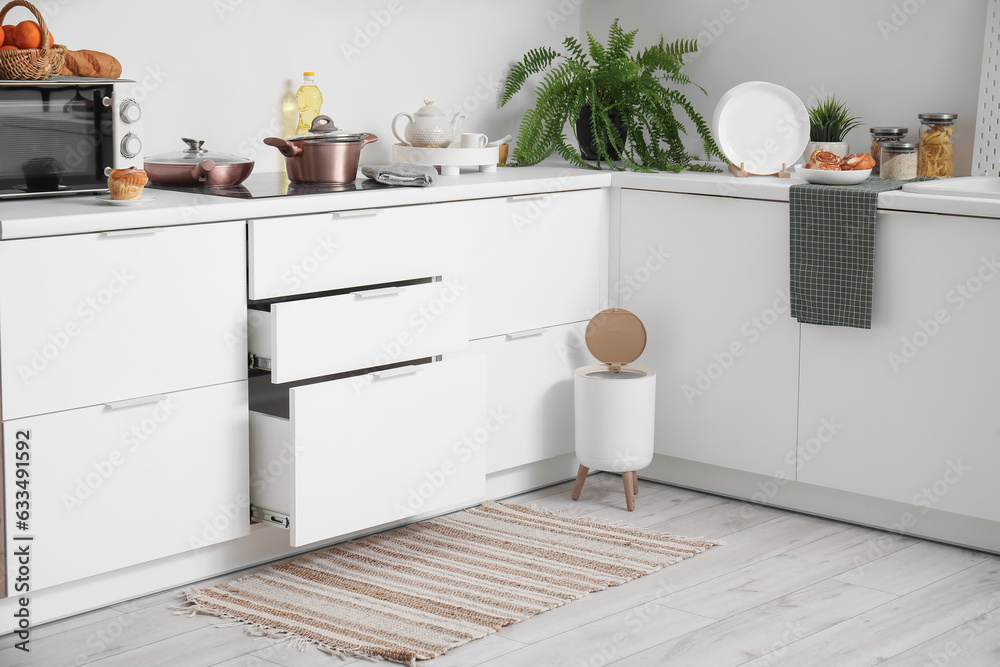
[{"left": 175, "top": 501, "right": 720, "bottom": 665}]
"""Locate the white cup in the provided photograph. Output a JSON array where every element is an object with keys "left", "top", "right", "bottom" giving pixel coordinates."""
[{"left": 460, "top": 132, "right": 488, "bottom": 149}]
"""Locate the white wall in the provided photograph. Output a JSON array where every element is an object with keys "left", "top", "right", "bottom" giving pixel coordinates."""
[
  {"left": 581, "top": 0, "right": 990, "bottom": 176},
  {"left": 28, "top": 0, "right": 581, "bottom": 173},
  {"left": 24, "top": 0, "right": 989, "bottom": 175}
]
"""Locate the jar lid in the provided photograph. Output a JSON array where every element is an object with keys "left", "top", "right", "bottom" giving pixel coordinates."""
[
  {"left": 584, "top": 308, "right": 647, "bottom": 372},
  {"left": 882, "top": 141, "right": 918, "bottom": 151},
  {"left": 918, "top": 113, "right": 957, "bottom": 122},
  {"left": 870, "top": 127, "right": 908, "bottom": 136}
]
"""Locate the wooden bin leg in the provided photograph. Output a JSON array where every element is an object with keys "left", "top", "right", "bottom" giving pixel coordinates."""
[
  {"left": 631, "top": 471, "right": 639, "bottom": 496},
  {"left": 623, "top": 472, "right": 636, "bottom": 511},
  {"left": 571, "top": 465, "right": 589, "bottom": 501}
]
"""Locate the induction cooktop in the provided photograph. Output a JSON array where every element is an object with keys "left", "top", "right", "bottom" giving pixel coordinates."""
[{"left": 147, "top": 171, "right": 398, "bottom": 199}]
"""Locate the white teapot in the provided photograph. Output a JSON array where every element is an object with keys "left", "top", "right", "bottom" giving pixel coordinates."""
[{"left": 392, "top": 100, "right": 465, "bottom": 148}]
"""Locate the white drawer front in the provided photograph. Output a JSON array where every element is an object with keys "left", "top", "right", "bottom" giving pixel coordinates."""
[
  {"left": 463, "top": 188, "right": 607, "bottom": 339},
  {"left": 248, "top": 279, "right": 470, "bottom": 384},
  {"left": 3, "top": 380, "right": 249, "bottom": 591},
  {"left": 249, "top": 357, "right": 487, "bottom": 547},
  {"left": 0, "top": 222, "right": 247, "bottom": 420},
  {"left": 448, "top": 322, "right": 591, "bottom": 473},
  {"left": 248, "top": 206, "right": 460, "bottom": 300}
]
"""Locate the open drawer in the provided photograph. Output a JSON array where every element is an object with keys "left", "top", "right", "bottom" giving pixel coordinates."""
[
  {"left": 249, "top": 356, "right": 487, "bottom": 547},
  {"left": 248, "top": 277, "right": 470, "bottom": 384}
]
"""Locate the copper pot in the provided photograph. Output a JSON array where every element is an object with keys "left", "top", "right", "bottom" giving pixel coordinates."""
[
  {"left": 145, "top": 138, "right": 255, "bottom": 187},
  {"left": 264, "top": 116, "right": 378, "bottom": 184}
]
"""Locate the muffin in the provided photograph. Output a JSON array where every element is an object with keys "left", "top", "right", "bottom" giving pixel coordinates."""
[{"left": 107, "top": 166, "right": 148, "bottom": 200}]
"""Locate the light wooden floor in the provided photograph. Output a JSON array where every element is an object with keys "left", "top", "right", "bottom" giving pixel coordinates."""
[{"left": 3, "top": 473, "right": 1000, "bottom": 666}]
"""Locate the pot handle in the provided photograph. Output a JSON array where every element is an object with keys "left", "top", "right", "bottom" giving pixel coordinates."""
[
  {"left": 391, "top": 113, "right": 412, "bottom": 145},
  {"left": 191, "top": 160, "right": 216, "bottom": 182},
  {"left": 361, "top": 133, "right": 379, "bottom": 147},
  {"left": 263, "top": 137, "right": 302, "bottom": 158}
]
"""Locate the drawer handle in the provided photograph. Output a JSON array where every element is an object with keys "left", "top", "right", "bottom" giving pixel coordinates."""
[
  {"left": 506, "top": 328, "right": 548, "bottom": 340},
  {"left": 372, "top": 365, "right": 420, "bottom": 380},
  {"left": 353, "top": 286, "right": 407, "bottom": 299},
  {"left": 100, "top": 227, "right": 163, "bottom": 238},
  {"left": 507, "top": 194, "right": 549, "bottom": 203},
  {"left": 332, "top": 209, "right": 383, "bottom": 219},
  {"left": 105, "top": 394, "right": 168, "bottom": 409}
]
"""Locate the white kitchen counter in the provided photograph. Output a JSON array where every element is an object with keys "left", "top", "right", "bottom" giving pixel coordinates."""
[
  {"left": 0, "top": 166, "right": 612, "bottom": 240},
  {"left": 3, "top": 164, "right": 998, "bottom": 240}
]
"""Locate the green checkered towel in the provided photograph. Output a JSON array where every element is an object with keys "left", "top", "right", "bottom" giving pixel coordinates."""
[{"left": 789, "top": 177, "right": 914, "bottom": 329}]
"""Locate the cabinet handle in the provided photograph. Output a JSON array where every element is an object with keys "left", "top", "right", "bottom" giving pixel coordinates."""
[
  {"left": 332, "top": 209, "right": 382, "bottom": 219},
  {"left": 507, "top": 194, "right": 549, "bottom": 203},
  {"left": 372, "top": 365, "right": 420, "bottom": 380},
  {"left": 353, "top": 286, "right": 407, "bottom": 299},
  {"left": 105, "top": 394, "right": 168, "bottom": 409},
  {"left": 506, "top": 328, "right": 548, "bottom": 340},
  {"left": 100, "top": 227, "right": 163, "bottom": 238}
]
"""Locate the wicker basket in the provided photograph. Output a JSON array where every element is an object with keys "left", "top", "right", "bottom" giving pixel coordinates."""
[{"left": 0, "top": 0, "right": 66, "bottom": 80}]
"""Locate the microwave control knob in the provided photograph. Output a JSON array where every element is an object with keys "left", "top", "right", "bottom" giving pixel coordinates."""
[
  {"left": 119, "top": 100, "right": 141, "bottom": 123},
  {"left": 120, "top": 132, "right": 142, "bottom": 159}
]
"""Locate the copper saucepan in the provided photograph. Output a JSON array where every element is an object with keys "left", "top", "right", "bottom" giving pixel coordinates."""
[
  {"left": 264, "top": 115, "right": 378, "bottom": 185},
  {"left": 145, "top": 138, "right": 255, "bottom": 187}
]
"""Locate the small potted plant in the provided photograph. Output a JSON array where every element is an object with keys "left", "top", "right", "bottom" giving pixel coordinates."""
[
  {"left": 804, "top": 96, "right": 862, "bottom": 160},
  {"left": 499, "top": 19, "right": 724, "bottom": 172}
]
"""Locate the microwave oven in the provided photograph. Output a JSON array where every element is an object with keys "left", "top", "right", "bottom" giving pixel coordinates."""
[{"left": 0, "top": 77, "right": 143, "bottom": 198}]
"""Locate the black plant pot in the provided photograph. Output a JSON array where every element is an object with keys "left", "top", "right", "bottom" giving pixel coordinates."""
[{"left": 576, "top": 105, "right": 627, "bottom": 161}]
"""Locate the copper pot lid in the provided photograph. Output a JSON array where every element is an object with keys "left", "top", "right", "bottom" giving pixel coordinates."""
[
  {"left": 146, "top": 138, "right": 253, "bottom": 166},
  {"left": 585, "top": 308, "right": 647, "bottom": 373},
  {"left": 287, "top": 115, "right": 371, "bottom": 143}
]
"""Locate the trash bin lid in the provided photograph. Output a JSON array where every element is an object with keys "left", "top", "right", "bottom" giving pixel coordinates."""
[{"left": 585, "top": 308, "right": 646, "bottom": 373}]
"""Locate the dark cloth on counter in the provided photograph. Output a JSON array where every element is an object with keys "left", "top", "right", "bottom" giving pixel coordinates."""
[
  {"left": 361, "top": 163, "right": 436, "bottom": 187},
  {"left": 789, "top": 177, "right": 916, "bottom": 329}
]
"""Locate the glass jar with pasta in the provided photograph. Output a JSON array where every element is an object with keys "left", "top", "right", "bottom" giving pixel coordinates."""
[{"left": 917, "top": 113, "right": 957, "bottom": 178}]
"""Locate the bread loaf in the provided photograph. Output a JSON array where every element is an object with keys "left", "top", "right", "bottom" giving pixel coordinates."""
[{"left": 59, "top": 49, "right": 121, "bottom": 78}]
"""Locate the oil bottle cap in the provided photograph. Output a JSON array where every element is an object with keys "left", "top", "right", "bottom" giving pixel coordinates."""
[{"left": 303, "top": 71, "right": 315, "bottom": 77}]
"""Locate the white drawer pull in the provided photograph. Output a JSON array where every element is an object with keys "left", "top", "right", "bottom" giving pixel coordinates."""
[
  {"left": 105, "top": 394, "right": 168, "bottom": 409},
  {"left": 100, "top": 227, "right": 163, "bottom": 238},
  {"left": 372, "top": 366, "right": 420, "bottom": 380},
  {"left": 353, "top": 286, "right": 407, "bottom": 299},
  {"left": 332, "top": 209, "right": 383, "bottom": 219},
  {"left": 507, "top": 194, "right": 549, "bottom": 203},
  {"left": 506, "top": 328, "right": 548, "bottom": 340}
]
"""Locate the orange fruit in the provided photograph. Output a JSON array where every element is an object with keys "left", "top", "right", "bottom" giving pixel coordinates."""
[
  {"left": 13, "top": 21, "right": 53, "bottom": 49},
  {"left": 1, "top": 24, "right": 15, "bottom": 47},
  {"left": 0, "top": 44, "right": 16, "bottom": 50}
]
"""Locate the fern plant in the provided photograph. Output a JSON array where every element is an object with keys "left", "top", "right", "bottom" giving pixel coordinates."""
[{"left": 500, "top": 19, "right": 724, "bottom": 172}]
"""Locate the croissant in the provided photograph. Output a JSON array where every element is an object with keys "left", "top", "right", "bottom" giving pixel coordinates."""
[{"left": 840, "top": 153, "right": 875, "bottom": 171}]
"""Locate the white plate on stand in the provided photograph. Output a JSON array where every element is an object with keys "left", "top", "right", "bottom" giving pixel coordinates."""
[
  {"left": 713, "top": 81, "right": 809, "bottom": 175},
  {"left": 95, "top": 195, "right": 155, "bottom": 206}
]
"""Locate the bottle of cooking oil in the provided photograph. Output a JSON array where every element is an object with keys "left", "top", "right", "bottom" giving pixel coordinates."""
[{"left": 295, "top": 72, "right": 323, "bottom": 134}]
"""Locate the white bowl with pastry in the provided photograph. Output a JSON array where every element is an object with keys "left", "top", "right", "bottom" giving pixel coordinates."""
[
  {"left": 796, "top": 149, "right": 874, "bottom": 184},
  {"left": 796, "top": 164, "right": 872, "bottom": 185}
]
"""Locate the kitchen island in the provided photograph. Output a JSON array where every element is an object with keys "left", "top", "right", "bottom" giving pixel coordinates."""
[{"left": 1, "top": 164, "right": 997, "bottom": 634}]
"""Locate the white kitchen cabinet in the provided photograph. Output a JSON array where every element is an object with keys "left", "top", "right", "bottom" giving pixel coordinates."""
[
  {"left": 461, "top": 188, "right": 607, "bottom": 340},
  {"left": 248, "top": 205, "right": 461, "bottom": 300},
  {"left": 446, "top": 322, "right": 590, "bottom": 473},
  {"left": 797, "top": 210, "right": 1000, "bottom": 522},
  {"left": 250, "top": 356, "right": 487, "bottom": 547},
  {"left": 618, "top": 189, "right": 799, "bottom": 478},
  {"left": 248, "top": 278, "right": 469, "bottom": 384},
  {"left": 0, "top": 222, "right": 247, "bottom": 420},
  {"left": 3, "top": 380, "right": 248, "bottom": 591}
]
